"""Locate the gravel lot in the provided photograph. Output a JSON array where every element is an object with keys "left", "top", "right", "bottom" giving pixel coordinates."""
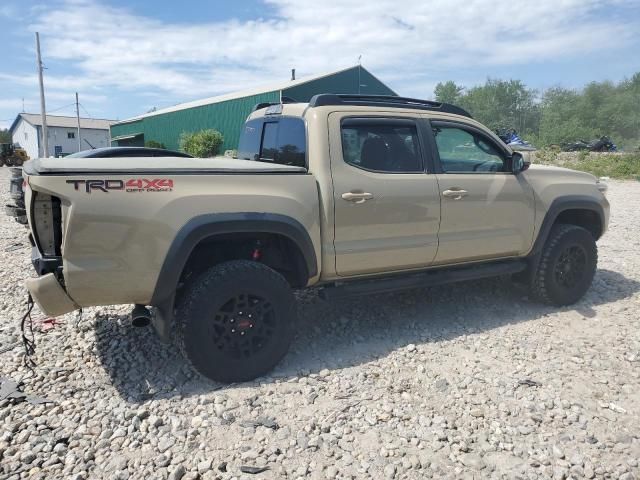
[{"left": 0, "top": 166, "right": 639, "bottom": 480}]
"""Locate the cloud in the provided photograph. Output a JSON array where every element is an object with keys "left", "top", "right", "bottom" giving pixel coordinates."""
[{"left": 27, "top": 0, "right": 638, "bottom": 105}]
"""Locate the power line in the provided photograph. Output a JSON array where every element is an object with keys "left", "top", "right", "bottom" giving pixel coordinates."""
[
  {"left": 46, "top": 102, "right": 76, "bottom": 113},
  {"left": 79, "top": 103, "right": 93, "bottom": 119}
]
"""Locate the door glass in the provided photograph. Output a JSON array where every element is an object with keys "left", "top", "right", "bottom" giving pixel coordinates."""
[
  {"left": 341, "top": 123, "right": 422, "bottom": 173},
  {"left": 433, "top": 126, "right": 506, "bottom": 173}
]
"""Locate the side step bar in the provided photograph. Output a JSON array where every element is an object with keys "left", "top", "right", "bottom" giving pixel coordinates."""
[{"left": 320, "top": 259, "right": 527, "bottom": 300}]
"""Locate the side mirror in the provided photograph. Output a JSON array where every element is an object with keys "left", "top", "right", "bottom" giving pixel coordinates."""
[{"left": 512, "top": 152, "right": 530, "bottom": 174}]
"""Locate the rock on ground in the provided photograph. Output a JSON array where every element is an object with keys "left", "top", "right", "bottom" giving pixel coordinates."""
[{"left": 0, "top": 168, "right": 639, "bottom": 479}]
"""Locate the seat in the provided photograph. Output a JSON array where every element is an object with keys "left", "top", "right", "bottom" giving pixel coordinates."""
[{"left": 360, "top": 137, "right": 388, "bottom": 171}]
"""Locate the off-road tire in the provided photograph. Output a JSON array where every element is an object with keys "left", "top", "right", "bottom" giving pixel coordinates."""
[
  {"left": 176, "top": 260, "right": 296, "bottom": 383},
  {"left": 530, "top": 224, "right": 597, "bottom": 306}
]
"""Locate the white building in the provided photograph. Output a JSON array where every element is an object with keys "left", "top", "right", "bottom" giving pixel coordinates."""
[{"left": 9, "top": 113, "right": 114, "bottom": 159}]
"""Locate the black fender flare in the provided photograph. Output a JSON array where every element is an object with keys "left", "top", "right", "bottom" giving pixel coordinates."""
[
  {"left": 530, "top": 195, "right": 605, "bottom": 257},
  {"left": 149, "top": 212, "right": 318, "bottom": 342}
]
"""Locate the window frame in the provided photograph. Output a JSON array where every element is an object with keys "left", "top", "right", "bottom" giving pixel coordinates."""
[
  {"left": 339, "top": 116, "right": 428, "bottom": 174},
  {"left": 427, "top": 120, "right": 514, "bottom": 175},
  {"left": 237, "top": 115, "right": 308, "bottom": 169}
]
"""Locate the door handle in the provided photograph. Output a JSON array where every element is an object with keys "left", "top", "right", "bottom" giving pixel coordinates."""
[
  {"left": 341, "top": 192, "right": 374, "bottom": 203},
  {"left": 442, "top": 188, "right": 468, "bottom": 200}
]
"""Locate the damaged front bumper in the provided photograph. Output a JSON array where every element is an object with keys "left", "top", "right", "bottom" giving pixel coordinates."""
[{"left": 25, "top": 273, "right": 77, "bottom": 317}]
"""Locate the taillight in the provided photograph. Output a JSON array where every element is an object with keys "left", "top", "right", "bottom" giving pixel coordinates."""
[{"left": 31, "top": 192, "right": 62, "bottom": 256}]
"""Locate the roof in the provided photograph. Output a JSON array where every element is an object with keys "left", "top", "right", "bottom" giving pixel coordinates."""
[
  {"left": 11, "top": 113, "right": 114, "bottom": 132},
  {"left": 114, "top": 66, "right": 392, "bottom": 125}
]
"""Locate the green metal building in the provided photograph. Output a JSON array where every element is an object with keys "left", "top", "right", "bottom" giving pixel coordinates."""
[{"left": 110, "top": 66, "right": 396, "bottom": 152}]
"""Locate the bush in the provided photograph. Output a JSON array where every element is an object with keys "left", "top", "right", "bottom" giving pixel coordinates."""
[
  {"left": 533, "top": 150, "right": 640, "bottom": 179},
  {"left": 144, "top": 140, "right": 166, "bottom": 149},
  {"left": 179, "top": 129, "right": 224, "bottom": 157}
]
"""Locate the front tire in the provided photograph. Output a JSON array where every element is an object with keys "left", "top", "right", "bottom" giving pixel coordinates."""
[
  {"left": 176, "top": 260, "right": 296, "bottom": 383},
  {"left": 530, "top": 224, "right": 597, "bottom": 306}
]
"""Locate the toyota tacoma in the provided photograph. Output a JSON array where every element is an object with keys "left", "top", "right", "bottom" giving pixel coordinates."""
[{"left": 12, "top": 94, "right": 610, "bottom": 383}]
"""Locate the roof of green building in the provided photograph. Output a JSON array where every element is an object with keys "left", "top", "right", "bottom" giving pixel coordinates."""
[{"left": 113, "top": 66, "right": 396, "bottom": 126}]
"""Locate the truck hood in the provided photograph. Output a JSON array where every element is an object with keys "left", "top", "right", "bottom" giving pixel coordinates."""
[
  {"left": 525, "top": 163, "right": 597, "bottom": 182},
  {"left": 23, "top": 156, "right": 307, "bottom": 175}
]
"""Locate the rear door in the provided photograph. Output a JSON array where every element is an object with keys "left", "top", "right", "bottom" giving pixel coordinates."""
[
  {"left": 427, "top": 119, "right": 535, "bottom": 264},
  {"left": 329, "top": 113, "right": 441, "bottom": 276}
]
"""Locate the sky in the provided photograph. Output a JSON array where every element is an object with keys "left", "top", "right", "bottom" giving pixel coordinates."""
[{"left": 1, "top": 0, "right": 639, "bottom": 129}]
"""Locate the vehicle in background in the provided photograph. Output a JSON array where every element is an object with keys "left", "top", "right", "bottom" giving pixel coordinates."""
[
  {"left": 0, "top": 143, "right": 29, "bottom": 167},
  {"left": 495, "top": 128, "right": 536, "bottom": 152},
  {"left": 561, "top": 136, "right": 617, "bottom": 152}
]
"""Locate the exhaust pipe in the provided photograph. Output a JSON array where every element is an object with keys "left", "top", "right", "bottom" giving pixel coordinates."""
[{"left": 131, "top": 304, "right": 152, "bottom": 327}]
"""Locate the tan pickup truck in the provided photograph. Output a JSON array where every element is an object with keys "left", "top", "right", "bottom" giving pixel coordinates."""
[{"left": 14, "top": 94, "right": 609, "bottom": 382}]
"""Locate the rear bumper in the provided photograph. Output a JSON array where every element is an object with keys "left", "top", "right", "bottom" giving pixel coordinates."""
[{"left": 25, "top": 273, "right": 77, "bottom": 317}]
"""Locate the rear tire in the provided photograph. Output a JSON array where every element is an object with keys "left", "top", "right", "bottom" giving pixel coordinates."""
[
  {"left": 529, "top": 224, "right": 597, "bottom": 306},
  {"left": 176, "top": 260, "right": 296, "bottom": 383}
]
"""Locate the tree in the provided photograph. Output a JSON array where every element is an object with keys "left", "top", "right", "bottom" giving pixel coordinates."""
[
  {"left": 434, "top": 81, "right": 464, "bottom": 104},
  {"left": 434, "top": 73, "right": 640, "bottom": 149},
  {"left": 179, "top": 129, "right": 224, "bottom": 157},
  {"left": 0, "top": 128, "right": 11, "bottom": 144},
  {"left": 144, "top": 140, "right": 166, "bottom": 149},
  {"left": 458, "top": 79, "right": 540, "bottom": 137}
]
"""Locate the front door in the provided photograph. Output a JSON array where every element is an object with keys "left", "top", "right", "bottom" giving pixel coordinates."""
[
  {"left": 329, "top": 114, "right": 441, "bottom": 276},
  {"left": 428, "top": 120, "right": 535, "bottom": 264}
]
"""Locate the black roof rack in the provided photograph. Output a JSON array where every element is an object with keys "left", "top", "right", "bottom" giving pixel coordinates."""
[{"left": 308, "top": 94, "right": 472, "bottom": 118}]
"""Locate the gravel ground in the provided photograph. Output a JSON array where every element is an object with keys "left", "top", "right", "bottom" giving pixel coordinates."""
[{"left": 0, "top": 167, "right": 639, "bottom": 480}]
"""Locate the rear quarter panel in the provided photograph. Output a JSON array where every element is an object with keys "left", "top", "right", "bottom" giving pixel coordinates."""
[{"left": 26, "top": 173, "right": 321, "bottom": 307}]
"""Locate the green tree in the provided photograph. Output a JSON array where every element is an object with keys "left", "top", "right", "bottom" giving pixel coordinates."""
[
  {"left": 0, "top": 128, "right": 11, "bottom": 144},
  {"left": 458, "top": 79, "right": 540, "bottom": 137},
  {"left": 179, "top": 129, "right": 224, "bottom": 157},
  {"left": 144, "top": 140, "right": 166, "bottom": 149},
  {"left": 434, "top": 81, "right": 464, "bottom": 104}
]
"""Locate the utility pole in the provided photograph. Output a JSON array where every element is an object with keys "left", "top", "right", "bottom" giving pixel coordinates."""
[
  {"left": 35, "top": 32, "right": 48, "bottom": 157},
  {"left": 75, "top": 92, "right": 82, "bottom": 152}
]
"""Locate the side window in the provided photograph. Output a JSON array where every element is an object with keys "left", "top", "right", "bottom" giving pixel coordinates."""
[
  {"left": 237, "top": 119, "right": 263, "bottom": 162},
  {"left": 237, "top": 117, "right": 306, "bottom": 167},
  {"left": 340, "top": 120, "right": 423, "bottom": 173},
  {"left": 432, "top": 125, "right": 506, "bottom": 173}
]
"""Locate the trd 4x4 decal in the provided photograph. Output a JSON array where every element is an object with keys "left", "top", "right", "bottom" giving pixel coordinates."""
[{"left": 67, "top": 179, "right": 174, "bottom": 193}]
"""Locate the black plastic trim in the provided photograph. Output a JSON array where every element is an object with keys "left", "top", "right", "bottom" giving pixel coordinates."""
[
  {"left": 321, "top": 259, "right": 526, "bottom": 299},
  {"left": 309, "top": 94, "right": 472, "bottom": 118},
  {"left": 31, "top": 247, "right": 62, "bottom": 276},
  {"left": 530, "top": 196, "right": 606, "bottom": 256},
  {"left": 149, "top": 213, "right": 318, "bottom": 337}
]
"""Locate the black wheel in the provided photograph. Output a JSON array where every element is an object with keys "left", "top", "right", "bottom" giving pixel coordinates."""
[
  {"left": 530, "top": 224, "right": 597, "bottom": 306},
  {"left": 176, "top": 260, "right": 296, "bottom": 383}
]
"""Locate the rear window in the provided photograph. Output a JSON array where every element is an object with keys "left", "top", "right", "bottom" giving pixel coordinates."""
[{"left": 237, "top": 117, "right": 306, "bottom": 167}]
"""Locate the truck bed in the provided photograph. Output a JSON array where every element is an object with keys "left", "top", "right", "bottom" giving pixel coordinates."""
[{"left": 24, "top": 156, "right": 308, "bottom": 175}]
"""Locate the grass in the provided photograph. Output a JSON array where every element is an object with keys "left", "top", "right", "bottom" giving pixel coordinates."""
[{"left": 533, "top": 150, "right": 640, "bottom": 180}]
